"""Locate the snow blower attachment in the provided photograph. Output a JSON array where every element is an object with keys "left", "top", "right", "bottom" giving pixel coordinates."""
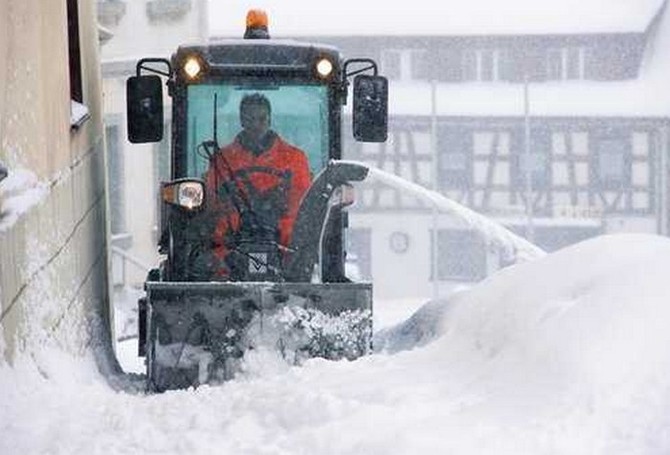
[
  {"left": 143, "top": 162, "right": 373, "bottom": 391},
  {"left": 126, "top": 10, "right": 387, "bottom": 392}
]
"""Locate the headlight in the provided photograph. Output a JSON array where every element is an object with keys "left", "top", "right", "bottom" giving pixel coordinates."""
[
  {"left": 162, "top": 179, "right": 205, "bottom": 211},
  {"left": 183, "top": 57, "right": 202, "bottom": 79},
  {"left": 315, "top": 58, "right": 334, "bottom": 79}
]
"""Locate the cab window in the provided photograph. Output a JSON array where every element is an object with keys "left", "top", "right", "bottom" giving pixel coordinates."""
[{"left": 186, "top": 84, "right": 329, "bottom": 178}]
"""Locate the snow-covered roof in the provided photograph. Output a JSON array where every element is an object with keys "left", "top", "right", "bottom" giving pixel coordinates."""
[
  {"left": 210, "top": 0, "right": 665, "bottom": 37},
  {"left": 385, "top": 79, "right": 670, "bottom": 118}
]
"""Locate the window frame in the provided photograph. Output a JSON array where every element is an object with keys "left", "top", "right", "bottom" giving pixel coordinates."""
[
  {"left": 437, "top": 126, "right": 473, "bottom": 190},
  {"left": 546, "top": 46, "right": 586, "bottom": 81},
  {"left": 381, "top": 48, "right": 429, "bottom": 82},
  {"left": 462, "top": 48, "right": 502, "bottom": 82}
]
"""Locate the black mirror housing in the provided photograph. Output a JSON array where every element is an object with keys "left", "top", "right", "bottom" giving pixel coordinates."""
[
  {"left": 126, "top": 75, "right": 164, "bottom": 143},
  {"left": 352, "top": 75, "right": 388, "bottom": 143}
]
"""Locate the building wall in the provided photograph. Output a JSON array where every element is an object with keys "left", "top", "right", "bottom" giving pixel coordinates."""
[
  {"left": 101, "top": 0, "right": 209, "bottom": 59},
  {"left": 0, "top": 0, "right": 112, "bottom": 365}
]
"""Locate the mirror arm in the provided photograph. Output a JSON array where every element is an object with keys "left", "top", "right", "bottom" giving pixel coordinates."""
[
  {"left": 136, "top": 58, "right": 172, "bottom": 78},
  {"left": 340, "top": 58, "right": 380, "bottom": 105},
  {"left": 343, "top": 58, "right": 378, "bottom": 78}
]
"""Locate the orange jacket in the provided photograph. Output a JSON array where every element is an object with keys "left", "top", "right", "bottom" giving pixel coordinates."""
[{"left": 204, "top": 133, "right": 312, "bottom": 271}]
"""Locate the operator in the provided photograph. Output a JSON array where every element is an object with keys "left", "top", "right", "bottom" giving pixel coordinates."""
[{"left": 204, "top": 93, "right": 312, "bottom": 277}]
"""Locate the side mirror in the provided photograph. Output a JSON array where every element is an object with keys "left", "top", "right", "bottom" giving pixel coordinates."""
[
  {"left": 126, "top": 75, "right": 164, "bottom": 143},
  {"left": 352, "top": 75, "right": 388, "bottom": 143}
]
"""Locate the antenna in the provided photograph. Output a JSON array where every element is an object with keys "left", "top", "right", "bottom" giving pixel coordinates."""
[
  {"left": 212, "top": 93, "right": 219, "bottom": 150},
  {"left": 195, "top": 93, "right": 220, "bottom": 160}
]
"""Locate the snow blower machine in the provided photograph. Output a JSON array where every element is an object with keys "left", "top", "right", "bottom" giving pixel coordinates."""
[{"left": 125, "top": 10, "right": 388, "bottom": 391}]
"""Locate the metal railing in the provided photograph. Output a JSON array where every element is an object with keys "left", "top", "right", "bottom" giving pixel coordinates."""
[{"left": 110, "top": 245, "right": 151, "bottom": 287}]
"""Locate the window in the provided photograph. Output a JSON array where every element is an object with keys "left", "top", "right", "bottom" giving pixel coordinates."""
[
  {"left": 566, "top": 47, "right": 584, "bottom": 79},
  {"left": 437, "top": 127, "right": 472, "bottom": 189},
  {"left": 106, "top": 125, "right": 125, "bottom": 234},
  {"left": 67, "top": 0, "right": 82, "bottom": 103},
  {"left": 462, "top": 49, "right": 502, "bottom": 82},
  {"left": 146, "top": 0, "right": 191, "bottom": 22},
  {"left": 67, "top": 0, "right": 89, "bottom": 129},
  {"left": 381, "top": 49, "right": 429, "bottom": 81},
  {"left": 0, "top": 161, "right": 7, "bottom": 183},
  {"left": 98, "top": 0, "right": 127, "bottom": 27},
  {"left": 591, "top": 131, "right": 631, "bottom": 189},
  {"left": 185, "top": 84, "right": 329, "bottom": 177},
  {"left": 512, "top": 128, "right": 551, "bottom": 189},
  {"left": 381, "top": 50, "right": 402, "bottom": 80},
  {"left": 431, "top": 230, "right": 486, "bottom": 281},
  {"left": 546, "top": 47, "right": 586, "bottom": 80},
  {"left": 346, "top": 228, "right": 372, "bottom": 280}
]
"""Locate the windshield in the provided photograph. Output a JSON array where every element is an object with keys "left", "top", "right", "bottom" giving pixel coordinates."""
[{"left": 185, "top": 83, "right": 329, "bottom": 178}]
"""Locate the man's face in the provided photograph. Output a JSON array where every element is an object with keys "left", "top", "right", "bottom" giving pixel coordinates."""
[{"left": 241, "top": 104, "right": 270, "bottom": 141}]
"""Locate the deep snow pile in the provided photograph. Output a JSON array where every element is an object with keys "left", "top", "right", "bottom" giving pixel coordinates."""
[{"left": 2, "top": 234, "right": 670, "bottom": 454}]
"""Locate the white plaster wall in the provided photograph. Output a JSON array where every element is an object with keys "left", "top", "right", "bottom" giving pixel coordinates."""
[
  {"left": 349, "top": 211, "right": 491, "bottom": 301},
  {"left": 0, "top": 0, "right": 113, "bottom": 366},
  {"left": 102, "top": 0, "right": 209, "bottom": 59}
]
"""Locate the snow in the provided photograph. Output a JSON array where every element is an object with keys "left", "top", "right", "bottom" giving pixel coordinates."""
[
  {"left": 209, "top": 0, "right": 664, "bottom": 37},
  {"left": 3, "top": 233, "right": 670, "bottom": 453},
  {"left": 70, "top": 100, "right": 90, "bottom": 130},
  {"left": 0, "top": 168, "right": 47, "bottom": 232},
  {"left": 357, "top": 161, "right": 546, "bottom": 262}
]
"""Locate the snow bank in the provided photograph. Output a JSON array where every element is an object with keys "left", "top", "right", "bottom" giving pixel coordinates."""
[
  {"left": 379, "top": 233, "right": 670, "bottom": 452},
  {"left": 2, "top": 234, "right": 670, "bottom": 453}
]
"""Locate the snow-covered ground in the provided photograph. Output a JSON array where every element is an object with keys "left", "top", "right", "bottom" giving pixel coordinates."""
[{"left": 3, "top": 233, "right": 670, "bottom": 454}]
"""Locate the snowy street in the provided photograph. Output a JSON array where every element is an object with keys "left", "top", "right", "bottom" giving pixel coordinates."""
[
  {"left": 3, "top": 234, "right": 670, "bottom": 454},
  {"left": 4, "top": 0, "right": 670, "bottom": 453}
]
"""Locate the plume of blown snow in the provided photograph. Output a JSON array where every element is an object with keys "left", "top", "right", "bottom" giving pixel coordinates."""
[{"left": 340, "top": 160, "right": 545, "bottom": 263}]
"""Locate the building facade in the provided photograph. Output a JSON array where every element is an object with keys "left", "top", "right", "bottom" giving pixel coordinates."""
[{"left": 0, "top": 0, "right": 112, "bottom": 363}]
